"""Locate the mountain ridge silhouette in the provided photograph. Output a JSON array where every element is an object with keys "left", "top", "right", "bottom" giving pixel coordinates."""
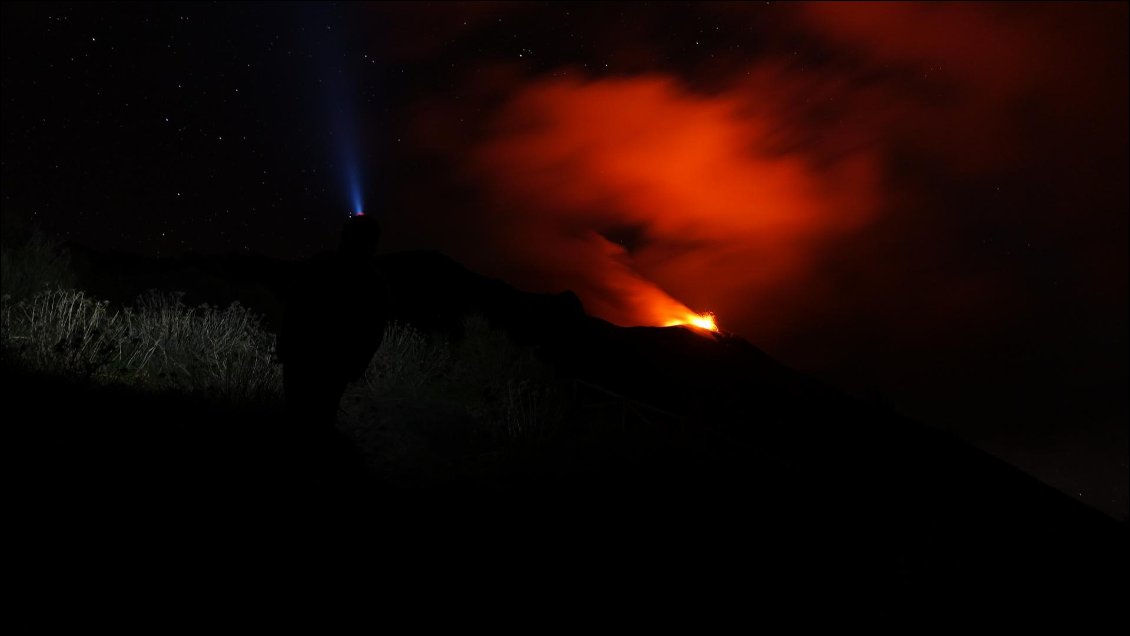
[{"left": 19, "top": 241, "right": 1121, "bottom": 617}]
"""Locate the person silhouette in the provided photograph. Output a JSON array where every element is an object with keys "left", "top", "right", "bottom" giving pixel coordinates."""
[{"left": 277, "top": 214, "right": 390, "bottom": 434}]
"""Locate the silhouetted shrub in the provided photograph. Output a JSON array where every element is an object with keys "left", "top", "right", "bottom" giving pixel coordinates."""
[
  {"left": 1, "top": 288, "right": 281, "bottom": 404},
  {"left": 340, "top": 315, "right": 565, "bottom": 475},
  {"left": 450, "top": 315, "right": 562, "bottom": 443},
  {"left": 362, "top": 321, "right": 452, "bottom": 399}
]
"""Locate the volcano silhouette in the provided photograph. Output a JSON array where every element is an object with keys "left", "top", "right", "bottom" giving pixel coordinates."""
[{"left": 10, "top": 245, "right": 1126, "bottom": 624}]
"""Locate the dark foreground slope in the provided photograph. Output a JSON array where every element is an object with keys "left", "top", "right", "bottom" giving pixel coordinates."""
[{"left": 11, "top": 247, "right": 1127, "bottom": 623}]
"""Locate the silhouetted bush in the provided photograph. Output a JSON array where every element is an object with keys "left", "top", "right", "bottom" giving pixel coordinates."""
[
  {"left": 450, "top": 315, "right": 562, "bottom": 443},
  {"left": 340, "top": 315, "right": 566, "bottom": 477},
  {"left": 1, "top": 288, "right": 281, "bottom": 404},
  {"left": 362, "top": 321, "right": 452, "bottom": 399}
]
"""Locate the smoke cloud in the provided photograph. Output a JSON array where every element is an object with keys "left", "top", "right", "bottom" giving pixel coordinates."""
[
  {"left": 397, "top": 2, "right": 1125, "bottom": 367},
  {"left": 465, "top": 73, "right": 881, "bottom": 332}
]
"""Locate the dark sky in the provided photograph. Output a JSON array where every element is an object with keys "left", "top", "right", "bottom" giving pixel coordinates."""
[{"left": 3, "top": 1, "right": 1127, "bottom": 518}]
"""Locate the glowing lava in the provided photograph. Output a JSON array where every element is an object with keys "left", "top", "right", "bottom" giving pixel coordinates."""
[{"left": 666, "top": 311, "right": 718, "bottom": 332}]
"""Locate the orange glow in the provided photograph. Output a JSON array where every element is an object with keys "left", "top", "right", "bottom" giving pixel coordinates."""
[
  {"left": 465, "top": 73, "right": 880, "bottom": 338},
  {"left": 666, "top": 311, "right": 718, "bottom": 332},
  {"left": 689, "top": 312, "right": 718, "bottom": 332}
]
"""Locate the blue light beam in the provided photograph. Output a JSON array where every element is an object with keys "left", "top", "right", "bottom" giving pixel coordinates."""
[
  {"left": 346, "top": 161, "right": 364, "bottom": 216},
  {"left": 333, "top": 107, "right": 364, "bottom": 215},
  {"left": 300, "top": 3, "right": 369, "bottom": 218}
]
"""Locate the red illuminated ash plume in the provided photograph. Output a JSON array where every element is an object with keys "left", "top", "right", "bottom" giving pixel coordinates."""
[
  {"left": 407, "top": 2, "right": 1121, "bottom": 348},
  {"left": 466, "top": 74, "right": 879, "bottom": 336}
]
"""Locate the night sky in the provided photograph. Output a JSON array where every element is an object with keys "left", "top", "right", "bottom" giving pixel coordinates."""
[{"left": 3, "top": 1, "right": 1127, "bottom": 518}]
